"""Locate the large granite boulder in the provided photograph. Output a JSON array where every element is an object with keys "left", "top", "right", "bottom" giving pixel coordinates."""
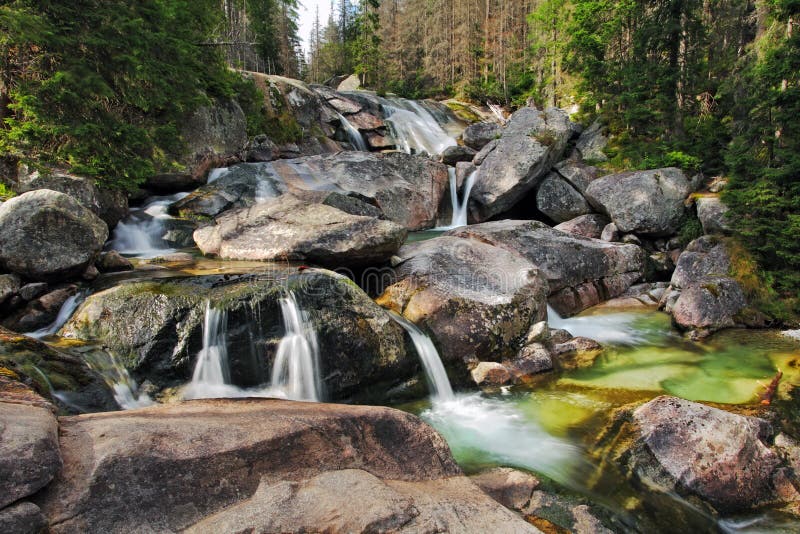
[
  {"left": 471, "top": 107, "right": 572, "bottom": 220},
  {"left": 61, "top": 269, "right": 416, "bottom": 400},
  {"left": 0, "top": 402, "right": 61, "bottom": 509},
  {"left": 447, "top": 221, "right": 645, "bottom": 316},
  {"left": 575, "top": 120, "right": 608, "bottom": 162},
  {"left": 0, "top": 190, "right": 108, "bottom": 281},
  {"left": 193, "top": 195, "right": 406, "bottom": 267},
  {"left": 695, "top": 196, "right": 732, "bottom": 235},
  {"left": 173, "top": 152, "right": 448, "bottom": 230},
  {"left": 554, "top": 214, "right": 610, "bottom": 239},
  {"left": 462, "top": 122, "right": 501, "bottom": 150},
  {"left": 600, "top": 396, "right": 796, "bottom": 514},
  {"left": 536, "top": 171, "right": 593, "bottom": 223},
  {"left": 584, "top": 168, "right": 691, "bottom": 236},
  {"left": 37, "top": 399, "right": 538, "bottom": 533},
  {"left": 17, "top": 170, "right": 128, "bottom": 228},
  {"left": 377, "top": 236, "right": 549, "bottom": 369}
]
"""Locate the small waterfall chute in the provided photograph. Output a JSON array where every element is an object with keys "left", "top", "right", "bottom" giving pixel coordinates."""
[
  {"left": 84, "top": 351, "right": 153, "bottom": 410},
  {"left": 270, "top": 292, "right": 322, "bottom": 402},
  {"left": 383, "top": 98, "right": 458, "bottom": 156},
  {"left": 26, "top": 291, "right": 86, "bottom": 339},
  {"left": 389, "top": 312, "right": 454, "bottom": 401},
  {"left": 184, "top": 302, "right": 241, "bottom": 400},
  {"left": 110, "top": 192, "right": 188, "bottom": 258},
  {"left": 336, "top": 112, "right": 369, "bottom": 151},
  {"left": 437, "top": 169, "right": 478, "bottom": 230}
]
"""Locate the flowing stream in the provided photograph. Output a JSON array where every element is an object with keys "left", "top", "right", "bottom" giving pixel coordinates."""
[
  {"left": 109, "top": 192, "right": 189, "bottom": 258},
  {"left": 435, "top": 168, "right": 478, "bottom": 230},
  {"left": 382, "top": 98, "right": 459, "bottom": 156},
  {"left": 26, "top": 291, "right": 86, "bottom": 339},
  {"left": 336, "top": 112, "right": 368, "bottom": 151}
]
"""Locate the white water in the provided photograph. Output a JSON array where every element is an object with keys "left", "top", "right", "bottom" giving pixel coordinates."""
[
  {"left": 26, "top": 292, "right": 84, "bottom": 339},
  {"left": 183, "top": 302, "right": 233, "bottom": 399},
  {"left": 390, "top": 313, "right": 454, "bottom": 401},
  {"left": 207, "top": 167, "right": 229, "bottom": 183},
  {"left": 437, "top": 168, "right": 478, "bottom": 230},
  {"left": 337, "top": 113, "right": 369, "bottom": 151},
  {"left": 547, "top": 305, "right": 649, "bottom": 345},
  {"left": 84, "top": 351, "right": 153, "bottom": 410},
  {"left": 383, "top": 99, "right": 457, "bottom": 156},
  {"left": 110, "top": 192, "right": 188, "bottom": 258},
  {"left": 270, "top": 293, "right": 322, "bottom": 401}
]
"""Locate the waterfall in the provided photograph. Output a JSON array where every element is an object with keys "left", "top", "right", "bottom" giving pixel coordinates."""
[
  {"left": 547, "top": 305, "right": 646, "bottom": 345},
  {"left": 438, "top": 169, "right": 478, "bottom": 230},
  {"left": 337, "top": 113, "right": 369, "bottom": 151},
  {"left": 390, "top": 313, "right": 454, "bottom": 401},
  {"left": 184, "top": 302, "right": 236, "bottom": 400},
  {"left": 383, "top": 99, "right": 458, "bottom": 156},
  {"left": 27, "top": 292, "right": 85, "bottom": 339},
  {"left": 109, "top": 192, "right": 188, "bottom": 258},
  {"left": 83, "top": 351, "right": 153, "bottom": 410},
  {"left": 270, "top": 292, "right": 322, "bottom": 402}
]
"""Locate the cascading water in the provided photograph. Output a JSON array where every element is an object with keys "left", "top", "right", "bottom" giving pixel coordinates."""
[
  {"left": 270, "top": 292, "right": 322, "bottom": 402},
  {"left": 336, "top": 112, "right": 369, "bottom": 151},
  {"left": 547, "top": 305, "right": 648, "bottom": 345},
  {"left": 437, "top": 168, "right": 478, "bottom": 230},
  {"left": 27, "top": 291, "right": 85, "bottom": 339},
  {"left": 110, "top": 192, "right": 188, "bottom": 258},
  {"left": 83, "top": 351, "right": 153, "bottom": 410},
  {"left": 390, "top": 313, "right": 453, "bottom": 401},
  {"left": 184, "top": 302, "right": 233, "bottom": 400},
  {"left": 383, "top": 98, "right": 458, "bottom": 156}
]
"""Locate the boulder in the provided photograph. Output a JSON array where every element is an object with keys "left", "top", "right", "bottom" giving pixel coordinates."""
[
  {"left": 695, "top": 196, "right": 732, "bottom": 235},
  {"left": 472, "top": 107, "right": 571, "bottom": 220},
  {"left": 441, "top": 145, "right": 477, "bottom": 165},
  {"left": 38, "top": 399, "right": 538, "bottom": 533},
  {"left": 554, "top": 214, "right": 610, "bottom": 239},
  {"left": 575, "top": 120, "right": 608, "bottom": 162},
  {"left": 95, "top": 250, "right": 133, "bottom": 273},
  {"left": 244, "top": 134, "right": 280, "bottom": 163},
  {"left": 3, "top": 285, "right": 77, "bottom": 332},
  {"left": 462, "top": 122, "right": 501, "bottom": 150},
  {"left": 377, "top": 236, "right": 549, "bottom": 368},
  {"left": 447, "top": 221, "right": 645, "bottom": 316},
  {"left": 601, "top": 222, "right": 620, "bottom": 242},
  {"left": 0, "top": 274, "right": 21, "bottom": 306},
  {"left": 0, "top": 190, "right": 108, "bottom": 281},
  {"left": 18, "top": 282, "right": 48, "bottom": 302},
  {"left": 193, "top": 196, "right": 406, "bottom": 267},
  {"left": 471, "top": 362, "right": 513, "bottom": 386},
  {"left": 536, "top": 172, "right": 593, "bottom": 223},
  {"left": 605, "top": 396, "right": 792, "bottom": 513},
  {"left": 507, "top": 343, "right": 554, "bottom": 378},
  {"left": 584, "top": 168, "right": 691, "bottom": 236},
  {"left": 0, "top": 501, "right": 47, "bottom": 534},
  {"left": 61, "top": 269, "right": 416, "bottom": 400},
  {"left": 473, "top": 138, "right": 498, "bottom": 166},
  {"left": 17, "top": 170, "right": 128, "bottom": 228},
  {"left": 553, "top": 160, "right": 600, "bottom": 194},
  {"left": 172, "top": 152, "right": 448, "bottom": 230},
  {"left": 470, "top": 467, "right": 540, "bottom": 511},
  {"left": 0, "top": 402, "right": 61, "bottom": 508}
]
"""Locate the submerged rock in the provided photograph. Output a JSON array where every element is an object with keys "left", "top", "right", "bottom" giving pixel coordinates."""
[
  {"left": 584, "top": 168, "right": 691, "bottom": 236},
  {"left": 447, "top": 220, "right": 644, "bottom": 316},
  {"left": 472, "top": 107, "right": 571, "bottom": 220},
  {"left": 61, "top": 269, "right": 415, "bottom": 400},
  {"left": 193, "top": 195, "right": 406, "bottom": 267},
  {"left": 0, "top": 190, "right": 108, "bottom": 282},
  {"left": 377, "top": 236, "right": 549, "bottom": 369},
  {"left": 37, "top": 398, "right": 538, "bottom": 533}
]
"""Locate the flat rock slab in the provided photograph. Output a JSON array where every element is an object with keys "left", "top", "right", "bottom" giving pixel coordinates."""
[{"left": 38, "top": 398, "right": 538, "bottom": 533}]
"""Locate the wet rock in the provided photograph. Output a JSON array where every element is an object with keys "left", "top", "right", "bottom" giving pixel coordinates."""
[
  {"left": 552, "top": 337, "right": 603, "bottom": 370},
  {"left": 447, "top": 220, "right": 645, "bottom": 316},
  {"left": 0, "top": 402, "right": 62, "bottom": 508},
  {"left": 441, "top": 145, "right": 477, "bottom": 165},
  {"left": 470, "top": 467, "right": 540, "bottom": 511},
  {"left": 3, "top": 285, "right": 77, "bottom": 333},
  {"left": 17, "top": 170, "right": 128, "bottom": 229},
  {"left": 462, "top": 122, "right": 501, "bottom": 151},
  {"left": 194, "top": 195, "right": 406, "bottom": 268},
  {"left": 377, "top": 236, "right": 549, "bottom": 367},
  {"left": 508, "top": 343, "right": 554, "bottom": 378},
  {"left": 695, "top": 196, "right": 732, "bottom": 235},
  {"left": 608, "top": 396, "right": 788, "bottom": 513},
  {"left": 554, "top": 214, "right": 610, "bottom": 239},
  {"left": 575, "top": 120, "right": 608, "bottom": 162},
  {"left": 472, "top": 138, "right": 498, "bottom": 166},
  {"left": 0, "top": 274, "right": 21, "bottom": 306},
  {"left": 472, "top": 107, "right": 571, "bottom": 221},
  {"left": 38, "top": 399, "right": 537, "bottom": 533},
  {"left": 536, "top": 172, "right": 593, "bottom": 223},
  {"left": 244, "top": 134, "right": 280, "bottom": 162},
  {"left": 471, "top": 362, "right": 513, "bottom": 386},
  {"left": 0, "top": 501, "right": 47, "bottom": 534},
  {"left": 344, "top": 110, "right": 384, "bottom": 130},
  {"left": 364, "top": 131, "right": 394, "bottom": 149},
  {"left": 95, "top": 251, "right": 133, "bottom": 273},
  {"left": 585, "top": 168, "right": 691, "bottom": 236},
  {"left": 172, "top": 152, "right": 448, "bottom": 230},
  {"left": 62, "top": 269, "right": 416, "bottom": 400},
  {"left": 523, "top": 492, "right": 614, "bottom": 534},
  {"left": 0, "top": 190, "right": 108, "bottom": 282}
]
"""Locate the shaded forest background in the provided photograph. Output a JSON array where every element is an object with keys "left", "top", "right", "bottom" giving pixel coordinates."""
[{"left": 0, "top": 0, "right": 798, "bottom": 309}]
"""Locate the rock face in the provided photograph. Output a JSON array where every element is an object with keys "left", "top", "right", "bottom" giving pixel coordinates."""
[
  {"left": 17, "top": 170, "right": 128, "bottom": 228},
  {"left": 554, "top": 214, "right": 610, "bottom": 239},
  {"left": 536, "top": 172, "right": 593, "bottom": 223},
  {"left": 441, "top": 145, "right": 477, "bottom": 165},
  {"left": 695, "top": 196, "right": 731, "bottom": 235},
  {"left": 660, "top": 236, "right": 747, "bottom": 335},
  {"left": 38, "top": 399, "right": 538, "bottom": 533},
  {"left": 62, "top": 269, "right": 416, "bottom": 399},
  {"left": 584, "top": 168, "right": 691, "bottom": 236},
  {"left": 462, "top": 122, "right": 501, "bottom": 150},
  {"left": 0, "top": 190, "right": 108, "bottom": 281},
  {"left": 377, "top": 236, "right": 549, "bottom": 368},
  {"left": 0, "top": 402, "right": 62, "bottom": 509},
  {"left": 193, "top": 195, "right": 406, "bottom": 267},
  {"left": 472, "top": 107, "right": 572, "bottom": 220},
  {"left": 173, "top": 151, "right": 449, "bottom": 230},
  {"left": 0, "top": 501, "right": 47, "bottom": 534},
  {"left": 447, "top": 220, "right": 645, "bottom": 316},
  {"left": 3, "top": 285, "right": 77, "bottom": 332},
  {"left": 607, "top": 396, "right": 791, "bottom": 513},
  {"left": 575, "top": 120, "right": 608, "bottom": 162}
]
